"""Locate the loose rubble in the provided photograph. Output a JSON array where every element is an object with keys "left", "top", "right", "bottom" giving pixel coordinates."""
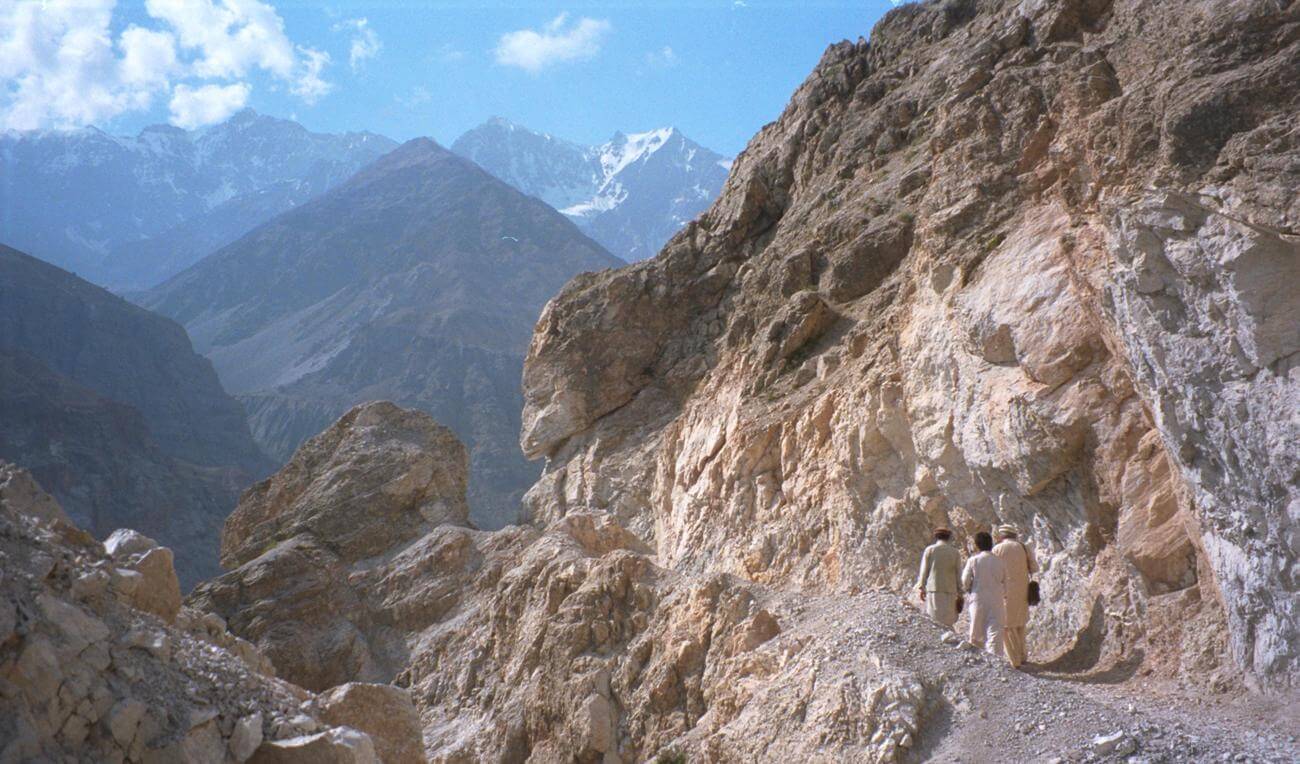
[{"left": 0, "top": 462, "right": 421, "bottom": 763}]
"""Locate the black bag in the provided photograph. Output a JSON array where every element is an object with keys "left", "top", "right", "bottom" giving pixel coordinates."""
[{"left": 1021, "top": 541, "right": 1041, "bottom": 606}]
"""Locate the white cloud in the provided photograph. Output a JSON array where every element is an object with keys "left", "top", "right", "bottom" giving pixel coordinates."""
[
  {"left": 292, "top": 45, "right": 331, "bottom": 103},
  {"left": 494, "top": 13, "right": 610, "bottom": 73},
  {"left": 0, "top": 0, "right": 330, "bottom": 131},
  {"left": 645, "top": 46, "right": 677, "bottom": 68},
  {"left": 119, "top": 27, "right": 178, "bottom": 87},
  {"left": 144, "top": 0, "right": 294, "bottom": 79},
  {"left": 333, "top": 17, "right": 380, "bottom": 71},
  {"left": 0, "top": 0, "right": 175, "bottom": 130},
  {"left": 168, "top": 81, "right": 249, "bottom": 128}
]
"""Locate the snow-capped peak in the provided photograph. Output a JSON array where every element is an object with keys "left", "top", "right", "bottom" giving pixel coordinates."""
[
  {"left": 599, "top": 127, "right": 678, "bottom": 178},
  {"left": 451, "top": 119, "right": 730, "bottom": 261}
]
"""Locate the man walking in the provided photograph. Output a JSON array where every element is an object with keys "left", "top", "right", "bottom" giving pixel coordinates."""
[
  {"left": 993, "top": 524, "right": 1038, "bottom": 668},
  {"left": 915, "top": 528, "right": 962, "bottom": 628},
  {"left": 962, "top": 531, "right": 1006, "bottom": 658}
]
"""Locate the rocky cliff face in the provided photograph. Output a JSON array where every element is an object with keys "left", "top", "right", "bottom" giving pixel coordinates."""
[
  {"left": 0, "top": 245, "right": 272, "bottom": 587},
  {"left": 190, "top": 404, "right": 1295, "bottom": 761},
  {"left": 519, "top": 0, "right": 1299, "bottom": 691}
]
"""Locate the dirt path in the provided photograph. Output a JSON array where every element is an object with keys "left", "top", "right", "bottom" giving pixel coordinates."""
[{"left": 762, "top": 592, "right": 1299, "bottom": 763}]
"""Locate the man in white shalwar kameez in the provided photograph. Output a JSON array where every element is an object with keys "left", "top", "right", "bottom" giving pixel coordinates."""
[
  {"left": 962, "top": 531, "right": 1007, "bottom": 658},
  {"left": 993, "top": 524, "right": 1038, "bottom": 668},
  {"left": 916, "top": 528, "right": 962, "bottom": 628}
]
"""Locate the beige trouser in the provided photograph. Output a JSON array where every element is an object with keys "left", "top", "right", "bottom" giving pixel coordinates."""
[
  {"left": 968, "top": 598, "right": 1005, "bottom": 658},
  {"left": 1003, "top": 626, "right": 1027, "bottom": 667},
  {"left": 925, "top": 591, "right": 959, "bottom": 628}
]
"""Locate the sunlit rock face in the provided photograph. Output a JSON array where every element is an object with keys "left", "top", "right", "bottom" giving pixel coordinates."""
[
  {"left": 521, "top": 0, "right": 1299, "bottom": 689},
  {"left": 191, "top": 402, "right": 472, "bottom": 693}
]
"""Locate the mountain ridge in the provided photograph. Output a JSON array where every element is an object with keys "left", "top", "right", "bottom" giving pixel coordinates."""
[
  {"left": 0, "top": 109, "right": 397, "bottom": 290},
  {"left": 143, "top": 137, "right": 622, "bottom": 529},
  {"left": 452, "top": 117, "right": 730, "bottom": 261}
]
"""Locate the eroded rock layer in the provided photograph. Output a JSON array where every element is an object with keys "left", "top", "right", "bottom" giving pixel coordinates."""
[{"left": 519, "top": 0, "right": 1299, "bottom": 689}]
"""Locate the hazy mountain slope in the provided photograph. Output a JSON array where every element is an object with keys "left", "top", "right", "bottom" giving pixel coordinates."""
[
  {"left": 0, "top": 109, "right": 395, "bottom": 290},
  {"left": 448, "top": 116, "right": 597, "bottom": 210},
  {"left": 103, "top": 179, "right": 327, "bottom": 292},
  {"left": 143, "top": 138, "right": 621, "bottom": 529},
  {"left": 0, "top": 245, "right": 270, "bottom": 585},
  {"left": 452, "top": 118, "right": 730, "bottom": 261}
]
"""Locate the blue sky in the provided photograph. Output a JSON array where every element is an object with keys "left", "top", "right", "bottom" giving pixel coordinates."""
[{"left": 3, "top": 1, "right": 896, "bottom": 155}]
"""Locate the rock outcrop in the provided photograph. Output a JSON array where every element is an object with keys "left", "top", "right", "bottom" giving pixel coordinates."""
[
  {"left": 517, "top": 0, "right": 1299, "bottom": 692},
  {"left": 191, "top": 402, "right": 473, "bottom": 692},
  {"left": 0, "top": 462, "right": 421, "bottom": 763}
]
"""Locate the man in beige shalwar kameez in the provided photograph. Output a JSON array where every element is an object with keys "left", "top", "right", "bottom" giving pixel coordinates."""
[
  {"left": 993, "top": 524, "right": 1038, "bottom": 668},
  {"left": 916, "top": 528, "right": 962, "bottom": 628}
]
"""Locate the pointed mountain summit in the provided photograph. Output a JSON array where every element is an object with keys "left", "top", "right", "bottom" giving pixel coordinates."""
[
  {"left": 143, "top": 138, "right": 621, "bottom": 529},
  {"left": 452, "top": 119, "right": 731, "bottom": 261}
]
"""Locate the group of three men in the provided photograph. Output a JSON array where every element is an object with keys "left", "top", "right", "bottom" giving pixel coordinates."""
[{"left": 914, "top": 524, "right": 1039, "bottom": 668}]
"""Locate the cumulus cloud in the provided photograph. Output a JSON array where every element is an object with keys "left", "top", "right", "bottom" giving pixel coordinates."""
[
  {"left": 0, "top": 0, "right": 170, "bottom": 129},
  {"left": 168, "top": 81, "right": 249, "bottom": 128},
  {"left": 494, "top": 13, "right": 610, "bottom": 73},
  {"left": 0, "top": 0, "right": 331, "bottom": 130},
  {"left": 333, "top": 17, "right": 380, "bottom": 71},
  {"left": 144, "top": 0, "right": 294, "bottom": 79},
  {"left": 119, "top": 27, "right": 178, "bottom": 87}
]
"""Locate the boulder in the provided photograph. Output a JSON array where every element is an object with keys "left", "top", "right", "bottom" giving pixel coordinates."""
[
  {"left": 0, "top": 462, "right": 69, "bottom": 525},
  {"left": 191, "top": 403, "right": 473, "bottom": 691},
  {"left": 220, "top": 401, "right": 470, "bottom": 569},
  {"left": 105, "top": 528, "right": 182, "bottom": 623},
  {"left": 315, "top": 683, "right": 425, "bottom": 764}
]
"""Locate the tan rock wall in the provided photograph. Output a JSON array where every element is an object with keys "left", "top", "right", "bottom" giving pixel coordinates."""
[{"left": 520, "top": 0, "right": 1298, "bottom": 688}]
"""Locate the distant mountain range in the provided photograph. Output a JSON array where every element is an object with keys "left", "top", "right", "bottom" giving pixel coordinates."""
[
  {"left": 452, "top": 117, "right": 731, "bottom": 261},
  {"left": 0, "top": 109, "right": 716, "bottom": 534},
  {"left": 0, "top": 109, "right": 396, "bottom": 290},
  {"left": 0, "top": 244, "right": 272, "bottom": 587},
  {"left": 142, "top": 138, "right": 622, "bottom": 529}
]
